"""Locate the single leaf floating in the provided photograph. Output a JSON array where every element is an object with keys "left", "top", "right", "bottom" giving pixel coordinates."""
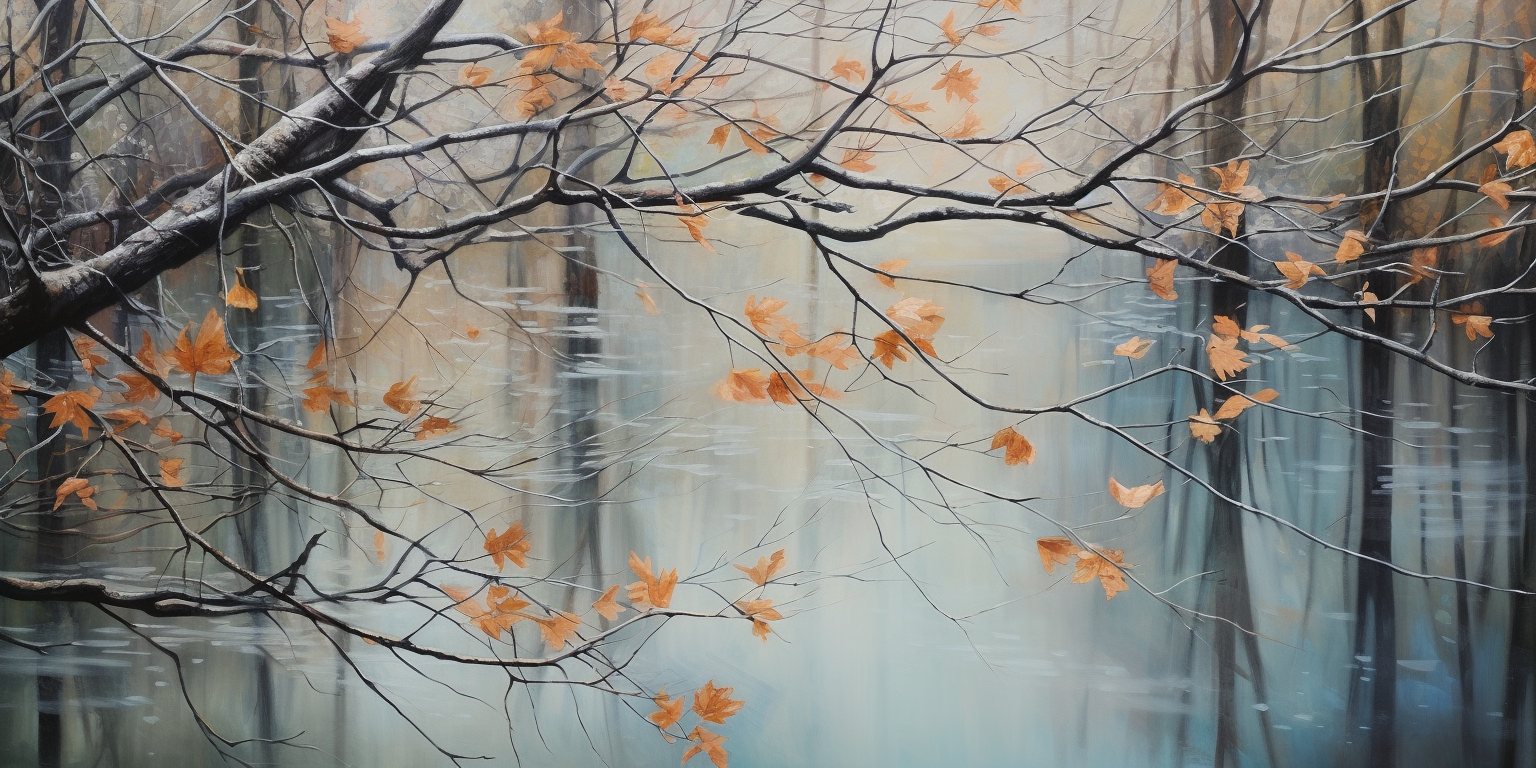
[
  {"left": 989, "top": 426, "right": 1036, "bottom": 466},
  {"left": 533, "top": 611, "right": 581, "bottom": 649},
  {"left": 1146, "top": 259, "right": 1178, "bottom": 300},
  {"left": 1073, "top": 547, "right": 1129, "bottom": 600},
  {"left": 1145, "top": 174, "right": 1201, "bottom": 216},
  {"left": 680, "top": 215, "right": 715, "bottom": 252},
  {"left": 1189, "top": 409, "right": 1221, "bottom": 443},
  {"left": 72, "top": 336, "right": 107, "bottom": 375},
  {"left": 1108, "top": 477, "right": 1165, "bottom": 509},
  {"left": 1213, "top": 388, "right": 1280, "bottom": 420},
  {"left": 54, "top": 477, "right": 96, "bottom": 510},
  {"left": 649, "top": 689, "right": 686, "bottom": 729},
  {"left": 465, "top": 323, "right": 481, "bottom": 340},
  {"left": 484, "top": 522, "right": 531, "bottom": 570},
  {"left": 43, "top": 387, "right": 102, "bottom": 438},
  {"left": 974, "top": 23, "right": 1002, "bottom": 35},
  {"left": 1276, "top": 252, "right": 1326, "bottom": 289},
  {"left": 627, "top": 551, "right": 677, "bottom": 610},
  {"left": 932, "top": 61, "right": 980, "bottom": 103},
  {"left": 1494, "top": 130, "right": 1536, "bottom": 169},
  {"left": 414, "top": 415, "right": 458, "bottom": 441},
  {"left": 707, "top": 124, "right": 731, "bottom": 151},
  {"left": 682, "top": 726, "right": 728, "bottom": 768},
  {"left": 166, "top": 309, "right": 240, "bottom": 383},
  {"left": 383, "top": 377, "right": 420, "bottom": 414},
  {"left": 153, "top": 421, "right": 182, "bottom": 444},
  {"left": 325, "top": 17, "right": 368, "bottom": 54},
  {"left": 1334, "top": 230, "right": 1367, "bottom": 263},
  {"left": 751, "top": 618, "right": 773, "bottom": 642},
  {"left": 1452, "top": 304, "right": 1495, "bottom": 340},
  {"left": 875, "top": 259, "right": 908, "bottom": 288},
  {"left": 829, "top": 54, "right": 865, "bottom": 82},
  {"left": 715, "top": 369, "right": 770, "bottom": 402},
  {"left": 839, "top": 150, "right": 876, "bottom": 173},
  {"left": 1206, "top": 335, "right": 1251, "bottom": 381},
  {"left": 940, "top": 10, "right": 963, "bottom": 44},
  {"left": 1524, "top": 51, "right": 1536, "bottom": 92},
  {"left": 159, "top": 458, "right": 184, "bottom": 488},
  {"left": 1113, "top": 337, "right": 1154, "bottom": 359},
  {"left": 1360, "top": 282, "right": 1379, "bottom": 322},
  {"left": 1036, "top": 537, "right": 1079, "bottom": 574},
  {"left": 1480, "top": 217, "right": 1514, "bottom": 248},
  {"left": 302, "top": 384, "right": 353, "bottom": 413},
  {"left": 592, "top": 585, "right": 625, "bottom": 620},
  {"left": 735, "top": 549, "right": 787, "bottom": 586},
  {"left": 225, "top": 268, "right": 258, "bottom": 310},
  {"left": 373, "top": 531, "right": 387, "bottom": 563},
  {"left": 1211, "top": 315, "right": 1241, "bottom": 340},
  {"left": 637, "top": 286, "right": 661, "bottom": 315},
  {"left": 460, "top": 63, "right": 494, "bottom": 87},
  {"left": 692, "top": 681, "right": 744, "bottom": 724},
  {"left": 103, "top": 408, "right": 149, "bottom": 432}
]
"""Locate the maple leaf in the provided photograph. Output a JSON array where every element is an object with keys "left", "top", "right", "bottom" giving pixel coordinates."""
[
  {"left": 932, "top": 61, "right": 980, "bottom": 103},
  {"left": 166, "top": 309, "right": 240, "bottom": 383},
  {"left": 0, "top": 371, "right": 21, "bottom": 420},
  {"left": 54, "top": 477, "right": 96, "bottom": 510},
  {"left": 1146, "top": 259, "right": 1178, "bottom": 300},
  {"left": 989, "top": 426, "right": 1036, "bottom": 466},
  {"left": 682, "top": 726, "right": 729, "bottom": 768},
  {"left": 885, "top": 297, "right": 946, "bottom": 338},
  {"left": 629, "top": 11, "right": 673, "bottom": 43},
  {"left": 592, "top": 585, "right": 625, "bottom": 620},
  {"left": 744, "top": 296, "right": 797, "bottom": 337},
  {"left": 520, "top": 12, "right": 602, "bottom": 72},
  {"left": 650, "top": 689, "right": 686, "bottom": 729},
  {"left": 1481, "top": 217, "right": 1515, "bottom": 247},
  {"left": 415, "top": 415, "right": 458, "bottom": 440},
  {"left": 73, "top": 336, "right": 107, "bottom": 376},
  {"left": 714, "top": 369, "right": 771, "bottom": 402},
  {"left": 839, "top": 149, "right": 877, "bottom": 173},
  {"left": 485, "top": 522, "right": 531, "bottom": 570},
  {"left": 875, "top": 259, "right": 908, "bottom": 289},
  {"left": 1211, "top": 315, "right": 1242, "bottom": 340},
  {"left": 1113, "top": 337, "right": 1154, "bottom": 359},
  {"left": 767, "top": 370, "right": 840, "bottom": 404},
  {"left": 785, "top": 334, "right": 860, "bottom": 370},
  {"left": 1276, "top": 252, "right": 1326, "bottom": 289},
  {"left": 627, "top": 551, "right": 678, "bottom": 609},
  {"left": 680, "top": 215, "right": 716, "bottom": 252},
  {"left": 159, "top": 458, "right": 184, "bottom": 488},
  {"left": 1189, "top": 409, "right": 1221, "bottom": 443},
  {"left": 43, "top": 387, "right": 101, "bottom": 437},
  {"left": 1495, "top": 130, "right": 1536, "bottom": 169},
  {"left": 1213, "top": 388, "right": 1279, "bottom": 420},
  {"left": 871, "top": 331, "right": 913, "bottom": 368},
  {"left": 1334, "top": 230, "right": 1368, "bottom": 263},
  {"left": 1072, "top": 547, "right": 1129, "bottom": 600},
  {"left": 736, "top": 598, "right": 782, "bottom": 621},
  {"left": 225, "top": 268, "right": 258, "bottom": 310},
  {"left": 325, "top": 17, "right": 368, "bottom": 54},
  {"left": 153, "top": 421, "right": 182, "bottom": 444},
  {"left": 116, "top": 373, "right": 159, "bottom": 403},
  {"left": 692, "top": 681, "right": 744, "bottom": 724},
  {"left": 302, "top": 384, "right": 353, "bottom": 413},
  {"left": 1036, "top": 536, "right": 1079, "bottom": 574},
  {"left": 460, "top": 63, "right": 494, "bottom": 87},
  {"left": 533, "top": 611, "right": 581, "bottom": 649},
  {"left": 1108, "top": 477, "right": 1165, "bottom": 509},
  {"left": 441, "top": 585, "right": 530, "bottom": 640},
  {"left": 886, "top": 91, "right": 932, "bottom": 123},
  {"left": 383, "top": 377, "right": 420, "bottom": 414},
  {"left": 735, "top": 549, "right": 786, "bottom": 586},
  {"left": 940, "top": 10, "right": 964, "bottom": 44},
  {"left": 103, "top": 408, "right": 149, "bottom": 432},
  {"left": 1452, "top": 304, "right": 1495, "bottom": 340},
  {"left": 1206, "top": 335, "right": 1251, "bottom": 381},
  {"left": 1146, "top": 175, "right": 1201, "bottom": 215},
  {"left": 944, "top": 111, "right": 983, "bottom": 139},
  {"left": 830, "top": 55, "right": 866, "bottom": 82}
]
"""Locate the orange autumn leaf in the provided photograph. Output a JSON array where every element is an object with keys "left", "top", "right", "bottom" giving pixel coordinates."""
[
  {"left": 224, "top": 269, "right": 258, "bottom": 310},
  {"left": 1276, "top": 252, "right": 1326, "bottom": 289},
  {"left": 1480, "top": 217, "right": 1515, "bottom": 247},
  {"left": 875, "top": 259, "right": 908, "bottom": 289},
  {"left": 1213, "top": 388, "right": 1279, "bottom": 420},
  {"left": 978, "top": 0, "right": 1022, "bottom": 11},
  {"left": 103, "top": 408, "right": 149, "bottom": 432},
  {"left": 939, "top": 10, "right": 963, "bottom": 44},
  {"left": 738, "top": 127, "right": 771, "bottom": 155},
  {"left": 325, "top": 16, "right": 368, "bottom": 54},
  {"left": 519, "top": 12, "right": 602, "bottom": 72},
  {"left": 1113, "top": 337, "right": 1154, "bottom": 359},
  {"left": 1334, "top": 230, "right": 1368, "bottom": 263},
  {"left": 54, "top": 477, "right": 96, "bottom": 510},
  {"left": 989, "top": 426, "right": 1036, "bottom": 466},
  {"left": 302, "top": 384, "right": 353, "bottom": 413},
  {"left": 604, "top": 76, "right": 631, "bottom": 100},
  {"left": 1072, "top": 547, "right": 1129, "bottom": 600},
  {"left": 944, "top": 111, "right": 983, "bottom": 139},
  {"left": 784, "top": 334, "right": 860, "bottom": 370},
  {"left": 43, "top": 387, "right": 101, "bottom": 438},
  {"left": 830, "top": 55, "right": 866, "bottom": 82},
  {"left": 0, "top": 372, "right": 21, "bottom": 420},
  {"left": 735, "top": 549, "right": 786, "bottom": 586},
  {"left": 1524, "top": 51, "right": 1536, "bottom": 92},
  {"left": 715, "top": 369, "right": 770, "bottom": 402},
  {"left": 736, "top": 598, "right": 782, "bottom": 622},
  {"left": 1146, "top": 258, "right": 1178, "bottom": 301},
  {"left": 839, "top": 150, "right": 876, "bottom": 173},
  {"left": 305, "top": 341, "right": 327, "bottom": 370},
  {"left": 484, "top": 522, "right": 531, "bottom": 570},
  {"left": 932, "top": 61, "right": 980, "bottom": 103},
  {"left": 680, "top": 215, "right": 715, "bottom": 252},
  {"left": 707, "top": 124, "right": 732, "bottom": 151},
  {"left": 592, "top": 585, "right": 625, "bottom": 620},
  {"left": 159, "top": 458, "right": 184, "bottom": 488},
  {"left": 1145, "top": 174, "right": 1201, "bottom": 216},
  {"left": 442, "top": 584, "right": 530, "bottom": 640},
  {"left": 533, "top": 611, "right": 581, "bottom": 649},
  {"left": 414, "top": 415, "right": 458, "bottom": 440},
  {"left": 1037, "top": 536, "right": 1079, "bottom": 574},
  {"left": 636, "top": 284, "right": 661, "bottom": 315},
  {"left": 767, "top": 369, "right": 841, "bottom": 404},
  {"left": 465, "top": 323, "right": 481, "bottom": 340},
  {"left": 72, "top": 336, "right": 107, "bottom": 376},
  {"left": 1206, "top": 335, "right": 1251, "bottom": 381},
  {"left": 460, "top": 63, "right": 494, "bottom": 87},
  {"left": 627, "top": 551, "right": 678, "bottom": 609},
  {"left": 1494, "top": 130, "right": 1536, "bottom": 169},
  {"left": 885, "top": 297, "right": 945, "bottom": 338},
  {"left": 515, "top": 85, "right": 555, "bottom": 117},
  {"left": 650, "top": 689, "right": 686, "bottom": 729},
  {"left": 629, "top": 11, "right": 673, "bottom": 43},
  {"left": 692, "top": 681, "right": 744, "bottom": 724},
  {"left": 152, "top": 421, "right": 182, "bottom": 444},
  {"left": 116, "top": 373, "right": 159, "bottom": 403},
  {"left": 682, "top": 726, "right": 728, "bottom": 768},
  {"left": 1452, "top": 305, "right": 1495, "bottom": 340},
  {"left": 744, "top": 295, "right": 797, "bottom": 337},
  {"left": 166, "top": 309, "right": 240, "bottom": 383},
  {"left": 886, "top": 91, "right": 932, "bottom": 123},
  {"left": 974, "top": 23, "right": 1002, "bottom": 35},
  {"left": 871, "top": 330, "right": 914, "bottom": 368},
  {"left": 1108, "top": 477, "right": 1165, "bottom": 509},
  {"left": 1480, "top": 164, "right": 1512, "bottom": 210},
  {"left": 383, "top": 377, "right": 420, "bottom": 414},
  {"left": 1189, "top": 409, "right": 1221, "bottom": 443},
  {"left": 373, "top": 530, "right": 387, "bottom": 563}
]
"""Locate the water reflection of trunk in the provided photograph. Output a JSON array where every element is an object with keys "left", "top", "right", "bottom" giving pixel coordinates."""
[{"left": 1348, "top": 2, "right": 1404, "bottom": 762}]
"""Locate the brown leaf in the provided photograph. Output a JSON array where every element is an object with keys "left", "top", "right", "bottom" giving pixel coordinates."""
[
  {"left": 532, "top": 611, "right": 581, "bottom": 649},
  {"left": 885, "top": 298, "right": 945, "bottom": 338},
  {"left": 73, "top": 336, "right": 107, "bottom": 376},
  {"left": 875, "top": 259, "right": 908, "bottom": 289},
  {"left": 1146, "top": 259, "right": 1178, "bottom": 301},
  {"left": 383, "top": 377, "right": 420, "bottom": 414},
  {"left": 54, "top": 477, "right": 96, "bottom": 510},
  {"left": 932, "top": 61, "right": 980, "bottom": 103},
  {"left": 989, "top": 426, "right": 1036, "bottom": 466},
  {"left": 1495, "top": 130, "right": 1536, "bottom": 169},
  {"left": 1213, "top": 388, "right": 1280, "bottom": 420},
  {"left": 714, "top": 369, "right": 770, "bottom": 402},
  {"left": 592, "top": 585, "right": 625, "bottom": 620},
  {"left": 940, "top": 10, "right": 964, "bottom": 44},
  {"left": 680, "top": 215, "right": 715, "bottom": 252},
  {"left": 302, "top": 384, "right": 353, "bottom": 413},
  {"left": 43, "top": 387, "right": 102, "bottom": 438},
  {"left": 103, "top": 408, "right": 149, "bottom": 432},
  {"left": 1036, "top": 537, "right": 1079, "bottom": 574},
  {"left": 1072, "top": 547, "right": 1129, "bottom": 600},
  {"left": 629, "top": 11, "right": 673, "bottom": 43},
  {"left": 166, "top": 309, "right": 240, "bottom": 383},
  {"left": 650, "top": 689, "right": 686, "bottom": 729},
  {"left": 1113, "top": 337, "right": 1154, "bottom": 359},
  {"left": 692, "top": 681, "right": 744, "bottom": 724},
  {"left": 627, "top": 552, "right": 678, "bottom": 610},
  {"left": 224, "top": 269, "right": 258, "bottom": 310},
  {"left": 1189, "top": 409, "right": 1221, "bottom": 443},
  {"left": 460, "top": 63, "right": 494, "bottom": 87},
  {"left": 830, "top": 55, "right": 866, "bottom": 82},
  {"left": 414, "top": 415, "right": 458, "bottom": 440},
  {"left": 1108, "top": 477, "right": 1165, "bottom": 509},
  {"left": 735, "top": 549, "right": 787, "bottom": 586},
  {"left": 484, "top": 522, "right": 531, "bottom": 570},
  {"left": 1206, "top": 335, "right": 1251, "bottom": 381},
  {"left": 1145, "top": 175, "right": 1201, "bottom": 216},
  {"left": 1334, "top": 230, "right": 1368, "bottom": 263},
  {"left": 1524, "top": 51, "right": 1536, "bottom": 92},
  {"left": 1480, "top": 217, "right": 1515, "bottom": 247},
  {"left": 839, "top": 150, "right": 876, "bottom": 173},
  {"left": 682, "top": 726, "right": 729, "bottom": 768},
  {"left": 152, "top": 421, "right": 182, "bottom": 444},
  {"left": 325, "top": 17, "right": 368, "bottom": 54},
  {"left": 159, "top": 458, "right": 184, "bottom": 488},
  {"left": 1276, "top": 252, "right": 1326, "bottom": 289}
]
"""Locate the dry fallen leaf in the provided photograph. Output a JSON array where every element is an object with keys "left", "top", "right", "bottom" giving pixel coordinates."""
[
  {"left": 1072, "top": 547, "right": 1129, "bottom": 600},
  {"left": 225, "top": 268, "right": 258, "bottom": 310},
  {"left": 692, "top": 681, "right": 744, "bottom": 724},
  {"left": 680, "top": 215, "right": 716, "bottom": 252},
  {"left": 54, "top": 477, "right": 96, "bottom": 510},
  {"left": 1495, "top": 129, "right": 1536, "bottom": 169},
  {"left": 1206, "top": 335, "right": 1251, "bottom": 381},
  {"left": 484, "top": 522, "right": 531, "bottom": 570},
  {"left": 1189, "top": 409, "right": 1221, "bottom": 443},
  {"left": 325, "top": 16, "right": 368, "bottom": 54},
  {"left": 383, "top": 377, "right": 420, "bottom": 414},
  {"left": 159, "top": 458, "right": 184, "bottom": 488},
  {"left": 932, "top": 61, "right": 980, "bottom": 103},
  {"left": 73, "top": 336, "right": 107, "bottom": 376},
  {"left": 715, "top": 369, "right": 770, "bottom": 402},
  {"left": 1334, "top": 231, "right": 1368, "bottom": 263},
  {"left": 1145, "top": 174, "right": 1201, "bottom": 216},
  {"left": 1146, "top": 259, "right": 1178, "bottom": 301},
  {"left": 1113, "top": 337, "right": 1154, "bottom": 359},
  {"left": 43, "top": 387, "right": 102, "bottom": 438},
  {"left": 166, "top": 309, "right": 240, "bottom": 383},
  {"left": 830, "top": 55, "right": 866, "bottom": 82},
  {"left": 1108, "top": 477, "right": 1165, "bottom": 508},
  {"left": 1037, "top": 537, "right": 1079, "bottom": 573},
  {"left": 650, "top": 689, "right": 686, "bottom": 729},
  {"left": 989, "top": 426, "right": 1036, "bottom": 466},
  {"left": 875, "top": 259, "right": 908, "bottom": 288},
  {"left": 415, "top": 415, "right": 458, "bottom": 441},
  {"left": 460, "top": 63, "right": 494, "bottom": 87},
  {"left": 682, "top": 726, "right": 728, "bottom": 768}
]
